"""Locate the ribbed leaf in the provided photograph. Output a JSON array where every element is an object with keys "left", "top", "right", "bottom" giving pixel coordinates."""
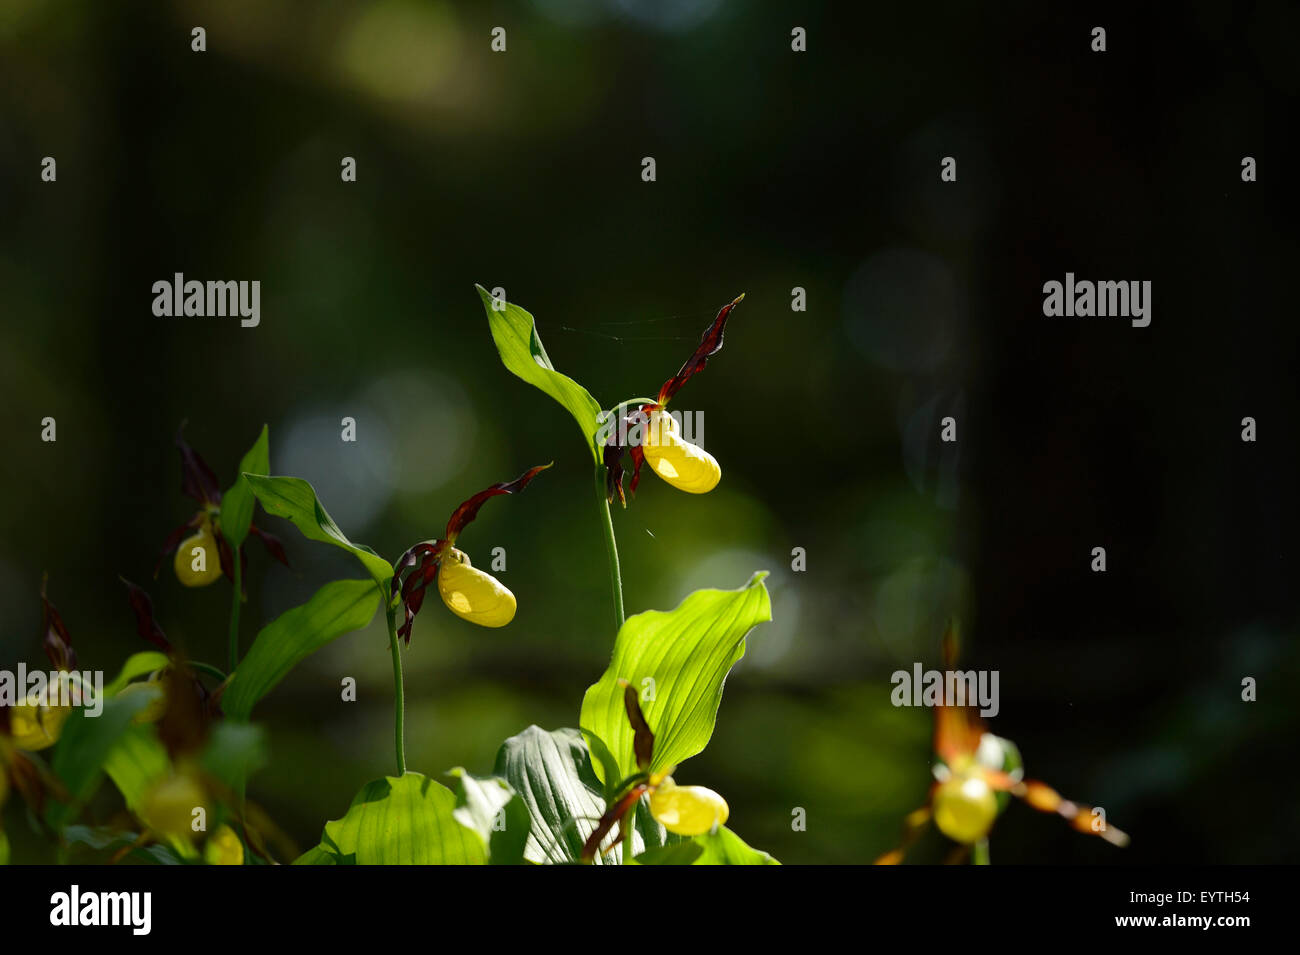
[
  {"left": 581, "top": 572, "right": 771, "bottom": 785},
  {"left": 691, "top": 826, "right": 780, "bottom": 865},
  {"left": 447, "top": 768, "right": 531, "bottom": 865},
  {"left": 494, "top": 726, "right": 668, "bottom": 864},
  {"left": 223, "top": 579, "right": 380, "bottom": 721},
  {"left": 297, "top": 773, "right": 489, "bottom": 865}
]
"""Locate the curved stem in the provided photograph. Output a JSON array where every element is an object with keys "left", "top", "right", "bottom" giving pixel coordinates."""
[
  {"left": 620, "top": 807, "right": 636, "bottom": 864},
  {"left": 385, "top": 603, "right": 407, "bottom": 776},
  {"left": 190, "top": 661, "right": 229, "bottom": 683},
  {"left": 227, "top": 549, "right": 243, "bottom": 673},
  {"left": 973, "top": 838, "right": 990, "bottom": 865},
  {"left": 594, "top": 463, "right": 625, "bottom": 630}
]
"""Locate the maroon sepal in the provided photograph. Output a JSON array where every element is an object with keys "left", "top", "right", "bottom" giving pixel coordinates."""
[
  {"left": 620, "top": 680, "right": 655, "bottom": 771},
  {"left": 627, "top": 444, "right": 647, "bottom": 497},
  {"left": 655, "top": 294, "right": 743, "bottom": 406},
  {"left": 443, "top": 463, "right": 552, "bottom": 543},
  {"left": 249, "top": 524, "right": 290, "bottom": 566},
  {"left": 580, "top": 783, "right": 650, "bottom": 863},
  {"left": 119, "top": 579, "right": 221, "bottom": 750},
  {"left": 120, "top": 578, "right": 173, "bottom": 653},
  {"left": 603, "top": 408, "right": 654, "bottom": 506},
  {"left": 216, "top": 532, "right": 244, "bottom": 586},
  {"left": 40, "top": 576, "right": 76, "bottom": 672},
  {"left": 390, "top": 541, "right": 445, "bottom": 644},
  {"left": 390, "top": 464, "right": 550, "bottom": 644},
  {"left": 175, "top": 422, "right": 223, "bottom": 506},
  {"left": 603, "top": 441, "right": 629, "bottom": 507}
]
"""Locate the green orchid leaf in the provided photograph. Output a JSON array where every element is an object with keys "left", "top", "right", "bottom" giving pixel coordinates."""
[
  {"left": 46, "top": 692, "right": 158, "bottom": 830},
  {"left": 291, "top": 844, "right": 339, "bottom": 865},
  {"left": 61, "top": 826, "right": 186, "bottom": 865},
  {"left": 244, "top": 475, "right": 393, "bottom": 586},
  {"left": 103, "top": 725, "right": 172, "bottom": 812},
  {"left": 103, "top": 651, "right": 170, "bottom": 698},
  {"left": 223, "top": 579, "right": 380, "bottom": 722},
  {"left": 493, "top": 725, "right": 670, "bottom": 865},
  {"left": 220, "top": 424, "right": 270, "bottom": 550},
  {"left": 580, "top": 572, "right": 772, "bottom": 786},
  {"left": 446, "top": 768, "right": 530, "bottom": 865},
  {"left": 631, "top": 841, "right": 705, "bottom": 865},
  {"left": 690, "top": 826, "right": 780, "bottom": 865},
  {"left": 477, "top": 285, "right": 605, "bottom": 461},
  {"left": 581, "top": 729, "right": 625, "bottom": 802},
  {"left": 296, "top": 773, "right": 491, "bottom": 865}
]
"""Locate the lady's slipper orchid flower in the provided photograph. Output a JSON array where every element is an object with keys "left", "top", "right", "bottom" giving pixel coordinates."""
[
  {"left": 603, "top": 294, "right": 743, "bottom": 506},
  {"left": 1, "top": 583, "right": 74, "bottom": 848},
  {"left": 0, "top": 709, "right": 65, "bottom": 823},
  {"left": 9, "top": 580, "right": 81, "bottom": 752},
  {"left": 581, "top": 681, "right": 731, "bottom": 861},
  {"left": 390, "top": 464, "right": 550, "bottom": 641},
  {"left": 204, "top": 824, "right": 245, "bottom": 865},
  {"left": 641, "top": 410, "right": 720, "bottom": 494},
  {"left": 647, "top": 776, "right": 730, "bottom": 836},
  {"left": 120, "top": 578, "right": 224, "bottom": 745},
  {"left": 157, "top": 425, "right": 288, "bottom": 588},
  {"left": 876, "top": 623, "right": 1129, "bottom": 863}
]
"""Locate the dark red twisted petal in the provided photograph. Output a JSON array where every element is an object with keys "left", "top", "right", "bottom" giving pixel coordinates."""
[
  {"left": 444, "top": 463, "right": 552, "bottom": 542},
  {"left": 655, "top": 294, "right": 743, "bottom": 406},
  {"left": 174, "top": 423, "right": 222, "bottom": 505},
  {"left": 39, "top": 577, "right": 76, "bottom": 672},
  {"left": 249, "top": 524, "right": 290, "bottom": 567},
  {"left": 580, "top": 783, "right": 650, "bottom": 863},
  {"left": 120, "top": 578, "right": 172, "bottom": 653},
  {"left": 603, "top": 442, "right": 627, "bottom": 507},
  {"left": 217, "top": 531, "right": 238, "bottom": 583},
  {"left": 390, "top": 541, "right": 444, "bottom": 644},
  {"left": 627, "top": 444, "right": 647, "bottom": 497},
  {"left": 621, "top": 681, "right": 655, "bottom": 770}
]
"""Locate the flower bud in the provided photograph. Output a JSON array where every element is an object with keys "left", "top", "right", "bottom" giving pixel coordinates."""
[
  {"left": 649, "top": 777, "right": 730, "bottom": 836},
  {"left": 9, "top": 691, "right": 71, "bottom": 751},
  {"left": 932, "top": 774, "right": 998, "bottom": 844},
  {"left": 437, "top": 549, "right": 516, "bottom": 628},
  {"left": 173, "top": 525, "right": 222, "bottom": 587},
  {"left": 642, "top": 411, "right": 721, "bottom": 494},
  {"left": 204, "top": 824, "right": 244, "bottom": 866}
]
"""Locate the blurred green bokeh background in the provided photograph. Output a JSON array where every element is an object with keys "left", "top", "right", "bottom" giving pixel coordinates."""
[{"left": 2, "top": 0, "right": 1297, "bottom": 864}]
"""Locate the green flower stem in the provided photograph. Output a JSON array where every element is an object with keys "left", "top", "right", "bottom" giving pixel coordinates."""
[
  {"left": 189, "top": 661, "right": 228, "bottom": 683},
  {"left": 385, "top": 603, "right": 407, "bottom": 776},
  {"left": 227, "top": 548, "right": 242, "bottom": 673},
  {"left": 973, "top": 838, "right": 990, "bottom": 865},
  {"left": 620, "top": 807, "right": 636, "bottom": 864},
  {"left": 594, "top": 463, "right": 625, "bottom": 630}
]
